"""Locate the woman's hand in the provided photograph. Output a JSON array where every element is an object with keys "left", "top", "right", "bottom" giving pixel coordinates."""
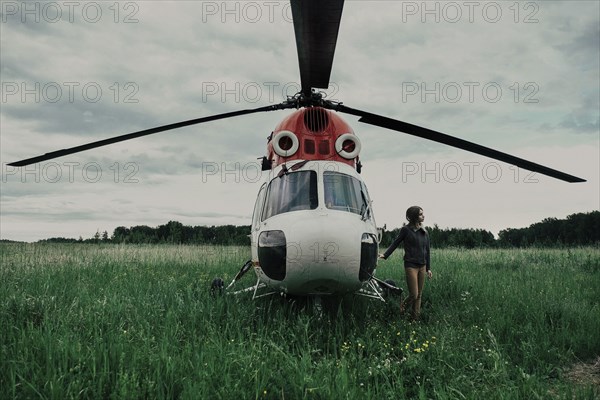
[
  {"left": 378, "top": 254, "right": 385, "bottom": 260},
  {"left": 427, "top": 270, "right": 433, "bottom": 279}
]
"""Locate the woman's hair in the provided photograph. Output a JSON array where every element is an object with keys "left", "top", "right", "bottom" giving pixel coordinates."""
[{"left": 406, "top": 206, "right": 422, "bottom": 225}]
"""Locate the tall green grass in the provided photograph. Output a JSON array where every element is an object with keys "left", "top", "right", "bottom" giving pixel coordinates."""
[{"left": 1, "top": 243, "right": 598, "bottom": 399}]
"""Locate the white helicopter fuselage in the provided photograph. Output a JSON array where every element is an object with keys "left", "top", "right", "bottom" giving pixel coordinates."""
[{"left": 250, "top": 160, "right": 380, "bottom": 296}]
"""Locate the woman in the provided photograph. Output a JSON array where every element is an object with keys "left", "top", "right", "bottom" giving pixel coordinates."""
[{"left": 379, "top": 206, "right": 432, "bottom": 320}]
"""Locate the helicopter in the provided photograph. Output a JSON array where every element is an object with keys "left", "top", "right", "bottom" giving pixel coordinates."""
[{"left": 8, "top": 0, "right": 585, "bottom": 301}]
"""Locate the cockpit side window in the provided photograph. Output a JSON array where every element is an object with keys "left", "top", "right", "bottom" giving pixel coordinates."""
[
  {"left": 252, "top": 183, "right": 267, "bottom": 229},
  {"left": 323, "top": 171, "right": 367, "bottom": 215},
  {"left": 262, "top": 171, "right": 318, "bottom": 220}
]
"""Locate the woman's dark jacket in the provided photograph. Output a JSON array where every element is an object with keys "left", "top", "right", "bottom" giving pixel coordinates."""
[{"left": 381, "top": 225, "right": 431, "bottom": 271}]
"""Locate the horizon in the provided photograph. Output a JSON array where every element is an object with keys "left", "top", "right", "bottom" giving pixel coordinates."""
[{"left": 3, "top": 210, "right": 597, "bottom": 243}]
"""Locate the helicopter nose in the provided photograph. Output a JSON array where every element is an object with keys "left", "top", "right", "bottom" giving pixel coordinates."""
[{"left": 277, "top": 213, "right": 377, "bottom": 294}]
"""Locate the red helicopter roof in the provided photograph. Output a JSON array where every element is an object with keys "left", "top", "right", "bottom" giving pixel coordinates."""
[{"left": 266, "top": 107, "right": 361, "bottom": 168}]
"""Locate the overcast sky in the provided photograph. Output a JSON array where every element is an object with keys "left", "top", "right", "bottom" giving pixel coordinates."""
[{"left": 1, "top": 0, "right": 598, "bottom": 242}]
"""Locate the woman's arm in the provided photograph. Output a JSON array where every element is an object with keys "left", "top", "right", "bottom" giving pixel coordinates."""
[
  {"left": 379, "top": 227, "right": 407, "bottom": 259},
  {"left": 426, "top": 233, "right": 432, "bottom": 278}
]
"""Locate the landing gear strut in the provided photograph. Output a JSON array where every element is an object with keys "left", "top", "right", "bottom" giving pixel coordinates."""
[
  {"left": 210, "top": 260, "right": 254, "bottom": 297},
  {"left": 226, "top": 260, "right": 254, "bottom": 290}
]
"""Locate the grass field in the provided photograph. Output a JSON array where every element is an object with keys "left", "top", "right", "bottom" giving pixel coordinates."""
[{"left": 1, "top": 243, "right": 599, "bottom": 399}]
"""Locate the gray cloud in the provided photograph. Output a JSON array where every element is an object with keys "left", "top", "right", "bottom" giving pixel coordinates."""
[{"left": 1, "top": 1, "right": 598, "bottom": 241}]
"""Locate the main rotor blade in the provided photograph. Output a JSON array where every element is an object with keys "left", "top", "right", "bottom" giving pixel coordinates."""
[
  {"left": 290, "top": 0, "right": 345, "bottom": 96},
  {"left": 8, "top": 104, "right": 287, "bottom": 167},
  {"left": 334, "top": 104, "right": 586, "bottom": 183}
]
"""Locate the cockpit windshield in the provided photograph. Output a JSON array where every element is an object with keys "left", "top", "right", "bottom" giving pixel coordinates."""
[
  {"left": 262, "top": 171, "right": 318, "bottom": 220},
  {"left": 323, "top": 171, "right": 368, "bottom": 215}
]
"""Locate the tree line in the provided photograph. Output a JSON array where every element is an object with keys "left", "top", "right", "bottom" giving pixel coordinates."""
[
  {"left": 380, "top": 211, "right": 598, "bottom": 248},
  {"left": 496, "top": 211, "right": 599, "bottom": 247},
  {"left": 109, "top": 221, "right": 251, "bottom": 245},
  {"left": 37, "top": 211, "right": 598, "bottom": 248},
  {"left": 37, "top": 221, "right": 251, "bottom": 245}
]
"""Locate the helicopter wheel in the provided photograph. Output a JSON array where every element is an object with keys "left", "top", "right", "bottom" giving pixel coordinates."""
[{"left": 210, "top": 277, "right": 225, "bottom": 297}]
